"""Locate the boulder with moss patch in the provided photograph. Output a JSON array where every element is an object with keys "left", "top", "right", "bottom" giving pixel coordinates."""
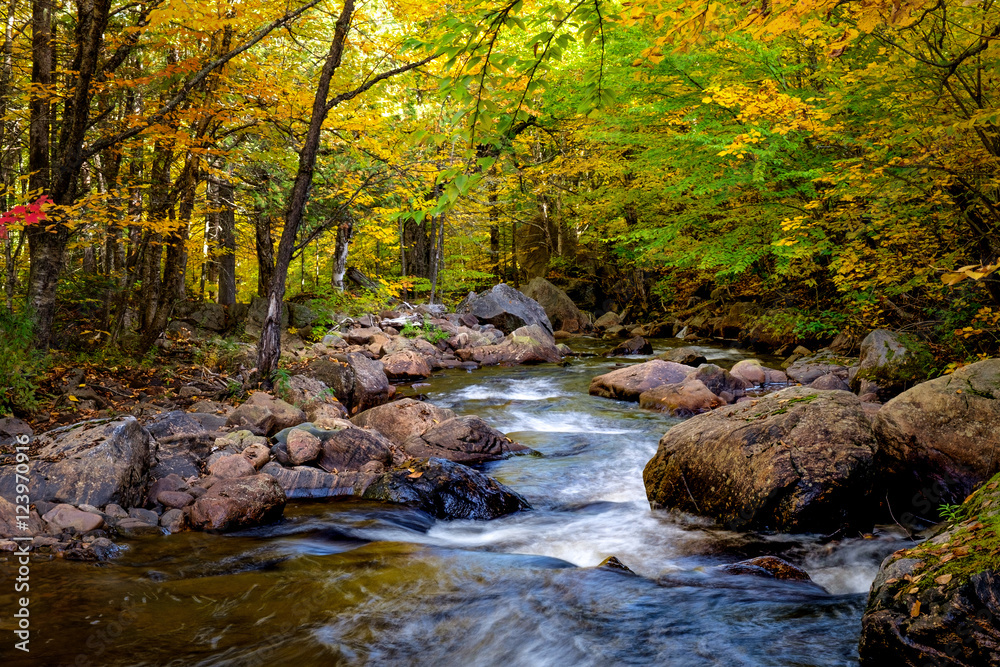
[
  {"left": 859, "top": 473, "right": 1000, "bottom": 666},
  {"left": 851, "top": 329, "right": 935, "bottom": 400}
]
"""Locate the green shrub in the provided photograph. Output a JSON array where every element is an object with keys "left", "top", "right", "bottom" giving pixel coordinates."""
[{"left": 0, "top": 310, "right": 45, "bottom": 416}]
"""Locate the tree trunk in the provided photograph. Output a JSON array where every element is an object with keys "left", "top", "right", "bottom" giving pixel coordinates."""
[
  {"left": 258, "top": 0, "right": 355, "bottom": 387},
  {"left": 331, "top": 213, "right": 353, "bottom": 291},
  {"left": 217, "top": 177, "right": 237, "bottom": 305},
  {"left": 255, "top": 199, "right": 275, "bottom": 298}
]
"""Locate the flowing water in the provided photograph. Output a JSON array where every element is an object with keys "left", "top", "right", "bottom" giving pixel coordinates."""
[{"left": 2, "top": 339, "right": 910, "bottom": 666}]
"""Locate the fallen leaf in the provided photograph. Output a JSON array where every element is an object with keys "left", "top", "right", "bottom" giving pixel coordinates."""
[
  {"left": 934, "top": 574, "right": 953, "bottom": 585},
  {"left": 68, "top": 395, "right": 79, "bottom": 402},
  {"left": 908, "top": 586, "right": 919, "bottom": 595},
  {"left": 407, "top": 471, "right": 423, "bottom": 479},
  {"left": 911, "top": 600, "right": 921, "bottom": 618}
]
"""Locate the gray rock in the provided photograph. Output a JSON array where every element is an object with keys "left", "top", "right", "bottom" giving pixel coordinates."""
[
  {"left": 0, "top": 418, "right": 153, "bottom": 510},
  {"left": 456, "top": 283, "right": 553, "bottom": 335}
]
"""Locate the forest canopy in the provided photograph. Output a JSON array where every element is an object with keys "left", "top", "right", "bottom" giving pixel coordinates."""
[{"left": 2, "top": 0, "right": 999, "bottom": 400}]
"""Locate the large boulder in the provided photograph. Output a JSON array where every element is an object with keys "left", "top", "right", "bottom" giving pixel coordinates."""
[
  {"left": 874, "top": 359, "right": 1000, "bottom": 510},
  {"left": 859, "top": 474, "right": 1000, "bottom": 666},
  {"left": 852, "top": 329, "right": 935, "bottom": 399},
  {"left": 520, "top": 277, "right": 589, "bottom": 333},
  {"left": 306, "top": 352, "right": 391, "bottom": 415},
  {"left": 226, "top": 392, "right": 306, "bottom": 437},
  {"left": 350, "top": 398, "right": 457, "bottom": 446},
  {"left": 589, "top": 360, "right": 694, "bottom": 402},
  {"left": 401, "top": 416, "right": 529, "bottom": 464},
  {"left": 638, "top": 379, "right": 724, "bottom": 416},
  {"left": 362, "top": 458, "right": 530, "bottom": 520},
  {"left": 593, "top": 311, "right": 621, "bottom": 331},
  {"left": 456, "top": 324, "right": 561, "bottom": 366},
  {"left": 144, "top": 410, "right": 215, "bottom": 480},
  {"left": 316, "top": 426, "right": 395, "bottom": 472},
  {"left": 187, "top": 474, "right": 286, "bottom": 531},
  {"left": 0, "top": 418, "right": 153, "bottom": 510},
  {"left": 643, "top": 387, "right": 879, "bottom": 532},
  {"left": 456, "top": 283, "right": 553, "bottom": 334}
]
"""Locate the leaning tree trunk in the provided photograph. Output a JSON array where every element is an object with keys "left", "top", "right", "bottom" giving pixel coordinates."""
[{"left": 258, "top": 0, "right": 355, "bottom": 387}]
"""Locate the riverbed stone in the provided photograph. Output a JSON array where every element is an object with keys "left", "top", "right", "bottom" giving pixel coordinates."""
[
  {"left": 658, "top": 347, "right": 708, "bottom": 366},
  {"left": 187, "top": 474, "right": 286, "bottom": 531},
  {"left": 859, "top": 473, "right": 1000, "bottom": 666},
  {"left": 593, "top": 311, "right": 621, "bottom": 331},
  {"left": 457, "top": 324, "right": 561, "bottom": 366},
  {"left": 208, "top": 454, "right": 256, "bottom": 479},
  {"left": 720, "top": 556, "right": 813, "bottom": 582},
  {"left": 41, "top": 504, "right": 105, "bottom": 533},
  {"left": 362, "top": 457, "right": 530, "bottom": 520},
  {"left": 520, "top": 277, "right": 589, "bottom": 333},
  {"left": 226, "top": 392, "right": 306, "bottom": 437},
  {"left": 317, "top": 426, "right": 395, "bottom": 472},
  {"left": 286, "top": 428, "right": 322, "bottom": 465},
  {"left": 0, "top": 417, "right": 153, "bottom": 510},
  {"left": 607, "top": 336, "right": 653, "bottom": 356},
  {"left": 157, "top": 491, "right": 194, "bottom": 509},
  {"left": 729, "top": 359, "right": 766, "bottom": 386},
  {"left": 350, "top": 398, "right": 457, "bottom": 446},
  {"left": 638, "top": 379, "right": 725, "bottom": 416},
  {"left": 643, "top": 387, "right": 879, "bottom": 533},
  {"left": 589, "top": 360, "right": 695, "bottom": 402},
  {"left": 260, "top": 462, "right": 378, "bottom": 499},
  {"left": 306, "top": 352, "right": 391, "bottom": 415},
  {"left": 456, "top": 283, "right": 553, "bottom": 334},
  {"left": 381, "top": 350, "right": 433, "bottom": 380},
  {"left": 874, "top": 358, "right": 1000, "bottom": 509},
  {"left": 851, "top": 329, "right": 935, "bottom": 399},
  {"left": 401, "top": 416, "right": 528, "bottom": 464}
]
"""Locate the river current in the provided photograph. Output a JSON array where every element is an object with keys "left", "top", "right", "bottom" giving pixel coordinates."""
[{"left": 2, "top": 338, "right": 909, "bottom": 666}]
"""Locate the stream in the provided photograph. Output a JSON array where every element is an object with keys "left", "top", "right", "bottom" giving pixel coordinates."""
[{"left": 3, "top": 338, "right": 910, "bottom": 666}]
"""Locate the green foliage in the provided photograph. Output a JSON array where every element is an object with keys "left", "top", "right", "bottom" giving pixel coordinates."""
[
  {"left": 938, "top": 503, "right": 965, "bottom": 523},
  {"left": 272, "top": 367, "right": 292, "bottom": 402},
  {"left": 400, "top": 317, "right": 450, "bottom": 344},
  {"left": 0, "top": 310, "right": 44, "bottom": 416}
]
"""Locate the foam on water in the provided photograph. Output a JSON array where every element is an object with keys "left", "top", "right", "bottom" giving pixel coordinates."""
[{"left": 442, "top": 376, "right": 565, "bottom": 402}]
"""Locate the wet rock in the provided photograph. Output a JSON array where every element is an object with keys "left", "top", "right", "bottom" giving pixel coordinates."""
[
  {"left": 260, "top": 462, "right": 378, "bottom": 499},
  {"left": 456, "top": 283, "right": 553, "bottom": 334},
  {"left": 306, "top": 352, "right": 391, "bottom": 415},
  {"left": 593, "top": 311, "right": 621, "bottom": 331},
  {"left": 129, "top": 507, "right": 159, "bottom": 524},
  {"left": 786, "top": 355, "right": 851, "bottom": 385},
  {"left": 687, "top": 364, "right": 747, "bottom": 400},
  {"left": 589, "top": 360, "right": 695, "bottom": 402},
  {"left": 457, "top": 324, "right": 561, "bottom": 366},
  {"left": 187, "top": 474, "right": 286, "bottom": 531},
  {"left": 643, "top": 387, "right": 878, "bottom": 533},
  {"left": 520, "top": 277, "right": 590, "bottom": 333},
  {"left": 226, "top": 392, "right": 307, "bottom": 437},
  {"left": 639, "top": 379, "right": 725, "bottom": 416},
  {"left": 317, "top": 426, "right": 394, "bottom": 472},
  {"left": 0, "top": 418, "right": 153, "bottom": 510},
  {"left": 658, "top": 347, "right": 707, "bottom": 366},
  {"left": 809, "top": 373, "right": 851, "bottom": 392},
  {"left": 286, "top": 428, "right": 322, "bottom": 465},
  {"left": 874, "top": 358, "right": 1000, "bottom": 509},
  {"left": 381, "top": 350, "right": 433, "bottom": 380},
  {"left": 730, "top": 359, "right": 766, "bottom": 386},
  {"left": 607, "top": 336, "right": 653, "bottom": 357},
  {"left": 402, "top": 416, "right": 528, "bottom": 464},
  {"left": 859, "top": 474, "right": 1000, "bottom": 666},
  {"left": 146, "top": 474, "right": 185, "bottom": 506},
  {"left": 208, "top": 454, "right": 256, "bottom": 479},
  {"left": 598, "top": 556, "right": 635, "bottom": 574},
  {"left": 350, "top": 398, "right": 457, "bottom": 446},
  {"left": 41, "top": 504, "right": 105, "bottom": 533},
  {"left": 145, "top": 411, "right": 216, "bottom": 480},
  {"left": 720, "top": 556, "right": 812, "bottom": 582},
  {"left": 362, "top": 458, "right": 530, "bottom": 520},
  {"left": 114, "top": 517, "right": 163, "bottom": 537},
  {"left": 160, "top": 508, "right": 187, "bottom": 533},
  {"left": 851, "top": 329, "right": 934, "bottom": 399}
]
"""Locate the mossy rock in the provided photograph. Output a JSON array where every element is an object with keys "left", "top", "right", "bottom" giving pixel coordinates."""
[
  {"left": 851, "top": 329, "right": 935, "bottom": 399},
  {"left": 859, "top": 473, "right": 1000, "bottom": 666}
]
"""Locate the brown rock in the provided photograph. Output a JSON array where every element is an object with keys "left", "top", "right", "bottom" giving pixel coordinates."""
[
  {"left": 226, "top": 392, "right": 306, "bottom": 436},
  {"left": 350, "top": 398, "right": 457, "bottom": 446},
  {"left": 286, "top": 428, "right": 322, "bottom": 466},
  {"left": 41, "top": 504, "right": 105, "bottom": 533},
  {"left": 589, "top": 360, "right": 694, "bottom": 402},
  {"left": 381, "top": 350, "right": 433, "bottom": 380},
  {"left": 402, "top": 416, "right": 528, "bottom": 464},
  {"left": 638, "top": 379, "right": 724, "bottom": 415},
  {"left": 156, "top": 491, "right": 195, "bottom": 509},
  {"left": 318, "top": 427, "right": 394, "bottom": 472},
  {"left": 643, "top": 387, "right": 878, "bottom": 533},
  {"left": 208, "top": 454, "right": 255, "bottom": 479},
  {"left": 242, "top": 443, "right": 271, "bottom": 470},
  {"left": 720, "top": 556, "right": 813, "bottom": 582},
  {"left": 187, "top": 474, "right": 286, "bottom": 531}
]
